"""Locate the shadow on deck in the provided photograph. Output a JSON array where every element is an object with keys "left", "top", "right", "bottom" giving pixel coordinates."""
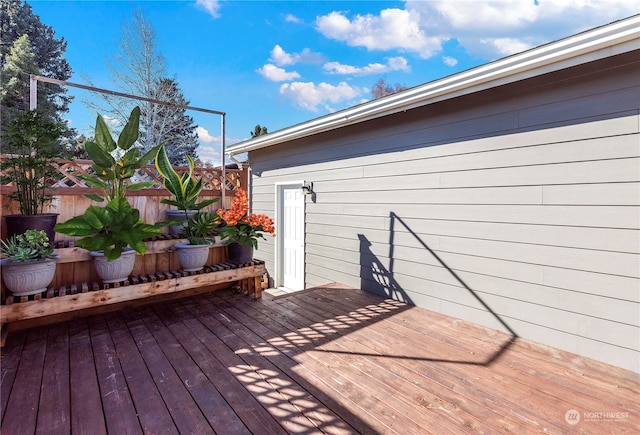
[{"left": 1, "top": 285, "right": 638, "bottom": 434}]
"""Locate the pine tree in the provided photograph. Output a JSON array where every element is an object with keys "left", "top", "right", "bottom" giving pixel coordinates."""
[
  {"left": 0, "top": 0, "right": 73, "bottom": 123},
  {"left": 0, "top": 35, "right": 38, "bottom": 116},
  {"left": 250, "top": 125, "right": 268, "bottom": 138},
  {"left": 0, "top": 0, "right": 73, "bottom": 145}
]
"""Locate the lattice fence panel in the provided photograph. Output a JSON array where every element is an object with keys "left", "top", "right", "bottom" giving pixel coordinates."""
[{"left": 1, "top": 156, "right": 243, "bottom": 191}]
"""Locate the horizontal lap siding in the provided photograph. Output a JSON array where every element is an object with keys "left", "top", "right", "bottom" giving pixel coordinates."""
[{"left": 249, "top": 52, "right": 640, "bottom": 371}]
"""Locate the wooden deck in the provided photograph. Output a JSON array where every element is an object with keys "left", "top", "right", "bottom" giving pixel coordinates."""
[{"left": 1, "top": 284, "right": 638, "bottom": 434}]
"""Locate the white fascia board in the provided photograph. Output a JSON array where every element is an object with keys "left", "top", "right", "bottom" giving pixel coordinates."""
[{"left": 227, "top": 15, "right": 640, "bottom": 156}]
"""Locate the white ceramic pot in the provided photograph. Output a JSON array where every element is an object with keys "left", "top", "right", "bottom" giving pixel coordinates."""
[
  {"left": 91, "top": 249, "right": 136, "bottom": 283},
  {"left": 175, "top": 243, "right": 210, "bottom": 272},
  {"left": 1, "top": 258, "right": 57, "bottom": 297}
]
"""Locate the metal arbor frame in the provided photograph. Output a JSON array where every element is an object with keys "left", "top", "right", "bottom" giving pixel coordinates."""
[{"left": 29, "top": 74, "right": 228, "bottom": 205}]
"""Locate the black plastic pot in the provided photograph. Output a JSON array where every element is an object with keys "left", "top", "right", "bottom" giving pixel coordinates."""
[{"left": 3, "top": 213, "right": 59, "bottom": 244}]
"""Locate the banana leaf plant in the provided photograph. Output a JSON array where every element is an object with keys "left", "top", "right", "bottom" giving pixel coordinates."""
[
  {"left": 54, "top": 107, "right": 163, "bottom": 260},
  {"left": 80, "top": 106, "right": 160, "bottom": 202},
  {"left": 155, "top": 144, "right": 219, "bottom": 211}
]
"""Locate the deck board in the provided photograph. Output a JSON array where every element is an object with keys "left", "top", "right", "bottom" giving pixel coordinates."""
[
  {"left": 1, "top": 285, "right": 638, "bottom": 434},
  {"left": 88, "top": 315, "right": 142, "bottom": 434},
  {"left": 68, "top": 318, "right": 107, "bottom": 435},
  {"left": 136, "top": 304, "right": 255, "bottom": 434},
  {"left": 106, "top": 313, "right": 179, "bottom": 434},
  {"left": 0, "top": 329, "right": 25, "bottom": 423},
  {"left": 37, "top": 322, "right": 71, "bottom": 435}
]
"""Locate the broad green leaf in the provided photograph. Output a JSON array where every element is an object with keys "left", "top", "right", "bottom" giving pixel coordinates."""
[
  {"left": 117, "top": 106, "right": 140, "bottom": 150},
  {"left": 121, "top": 147, "right": 141, "bottom": 167},
  {"left": 160, "top": 199, "right": 181, "bottom": 208},
  {"left": 79, "top": 174, "right": 109, "bottom": 189},
  {"left": 84, "top": 193, "right": 105, "bottom": 203},
  {"left": 85, "top": 141, "right": 115, "bottom": 168},
  {"left": 120, "top": 168, "right": 136, "bottom": 179},
  {"left": 194, "top": 198, "right": 220, "bottom": 209},
  {"left": 94, "top": 115, "right": 116, "bottom": 152},
  {"left": 53, "top": 217, "right": 95, "bottom": 237},
  {"left": 105, "top": 197, "right": 131, "bottom": 214},
  {"left": 103, "top": 245, "right": 123, "bottom": 261},
  {"left": 84, "top": 205, "right": 113, "bottom": 228},
  {"left": 129, "top": 240, "right": 147, "bottom": 255},
  {"left": 136, "top": 144, "right": 161, "bottom": 169},
  {"left": 126, "top": 181, "right": 155, "bottom": 191}
]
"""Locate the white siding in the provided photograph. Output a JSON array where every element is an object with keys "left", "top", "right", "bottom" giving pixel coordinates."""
[{"left": 249, "top": 52, "right": 640, "bottom": 372}]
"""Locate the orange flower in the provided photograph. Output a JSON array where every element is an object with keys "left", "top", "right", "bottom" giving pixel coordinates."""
[{"left": 216, "top": 188, "right": 275, "bottom": 248}]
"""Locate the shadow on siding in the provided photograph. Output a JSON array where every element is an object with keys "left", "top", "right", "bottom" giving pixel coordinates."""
[{"left": 357, "top": 212, "right": 519, "bottom": 365}]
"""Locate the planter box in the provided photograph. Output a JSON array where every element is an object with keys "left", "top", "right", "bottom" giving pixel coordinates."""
[
  {"left": 8, "top": 237, "right": 229, "bottom": 295},
  {"left": 1, "top": 260, "right": 267, "bottom": 345},
  {"left": 0, "top": 236, "right": 265, "bottom": 345}
]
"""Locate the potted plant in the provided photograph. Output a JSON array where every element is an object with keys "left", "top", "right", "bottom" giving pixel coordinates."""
[
  {"left": 216, "top": 188, "right": 275, "bottom": 264},
  {"left": 54, "top": 106, "right": 163, "bottom": 283},
  {"left": 174, "top": 211, "right": 221, "bottom": 272},
  {"left": 0, "top": 110, "right": 66, "bottom": 243},
  {"left": 1, "top": 229, "right": 58, "bottom": 296},
  {"left": 154, "top": 144, "right": 219, "bottom": 234}
]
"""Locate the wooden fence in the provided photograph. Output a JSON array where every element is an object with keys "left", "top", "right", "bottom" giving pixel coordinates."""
[{"left": 0, "top": 157, "right": 248, "bottom": 243}]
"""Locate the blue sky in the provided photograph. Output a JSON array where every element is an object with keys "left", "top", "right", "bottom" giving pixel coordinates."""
[{"left": 29, "top": 0, "right": 638, "bottom": 164}]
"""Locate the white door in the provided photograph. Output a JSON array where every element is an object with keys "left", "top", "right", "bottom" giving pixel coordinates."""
[{"left": 281, "top": 186, "right": 305, "bottom": 290}]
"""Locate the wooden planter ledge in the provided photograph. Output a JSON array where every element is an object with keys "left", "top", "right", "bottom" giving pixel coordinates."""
[{"left": 0, "top": 258, "right": 268, "bottom": 346}]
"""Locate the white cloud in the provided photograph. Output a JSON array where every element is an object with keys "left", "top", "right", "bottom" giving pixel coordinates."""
[
  {"left": 194, "top": 126, "right": 221, "bottom": 165},
  {"left": 195, "top": 126, "right": 218, "bottom": 144},
  {"left": 430, "top": 0, "right": 539, "bottom": 29},
  {"left": 442, "top": 56, "right": 458, "bottom": 67},
  {"left": 279, "top": 81, "right": 361, "bottom": 112},
  {"left": 197, "top": 145, "right": 221, "bottom": 165},
  {"left": 103, "top": 116, "right": 123, "bottom": 128},
  {"left": 316, "top": 1, "right": 638, "bottom": 61},
  {"left": 285, "top": 14, "right": 301, "bottom": 24},
  {"left": 405, "top": 0, "right": 639, "bottom": 58},
  {"left": 195, "top": 0, "right": 221, "bottom": 18},
  {"left": 270, "top": 45, "right": 323, "bottom": 66},
  {"left": 257, "top": 64, "right": 301, "bottom": 82},
  {"left": 488, "top": 37, "right": 535, "bottom": 57},
  {"left": 315, "top": 9, "right": 443, "bottom": 58},
  {"left": 324, "top": 56, "right": 410, "bottom": 76}
]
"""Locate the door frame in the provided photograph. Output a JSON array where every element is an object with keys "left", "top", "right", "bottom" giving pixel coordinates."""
[{"left": 274, "top": 182, "right": 306, "bottom": 289}]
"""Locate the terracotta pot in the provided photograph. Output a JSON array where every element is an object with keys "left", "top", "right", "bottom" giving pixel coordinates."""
[{"left": 227, "top": 242, "right": 254, "bottom": 264}]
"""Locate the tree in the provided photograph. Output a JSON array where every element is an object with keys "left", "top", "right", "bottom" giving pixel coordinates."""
[
  {"left": 0, "top": 0, "right": 73, "bottom": 145},
  {"left": 371, "top": 78, "right": 407, "bottom": 99},
  {"left": 0, "top": 35, "right": 39, "bottom": 116},
  {"left": 85, "top": 9, "right": 197, "bottom": 163},
  {"left": 144, "top": 78, "right": 199, "bottom": 165},
  {"left": 250, "top": 125, "right": 268, "bottom": 138}
]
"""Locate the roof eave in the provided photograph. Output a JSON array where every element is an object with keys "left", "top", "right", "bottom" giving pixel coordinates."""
[{"left": 227, "top": 15, "right": 640, "bottom": 156}]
